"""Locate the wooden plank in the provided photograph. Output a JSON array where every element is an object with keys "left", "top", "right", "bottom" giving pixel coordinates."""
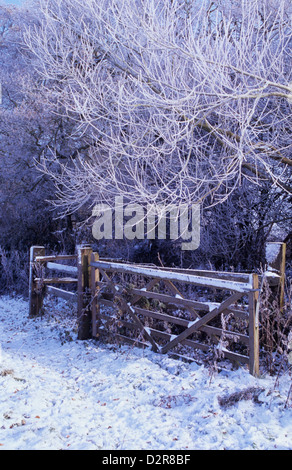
[
  {"left": 114, "top": 334, "right": 150, "bottom": 349},
  {"left": 201, "top": 325, "right": 249, "bottom": 346},
  {"left": 163, "top": 279, "right": 201, "bottom": 320},
  {"left": 225, "top": 307, "right": 249, "bottom": 320},
  {"left": 91, "top": 260, "right": 254, "bottom": 292},
  {"left": 220, "top": 349, "right": 249, "bottom": 365},
  {"left": 77, "top": 246, "right": 93, "bottom": 340},
  {"left": 91, "top": 252, "right": 100, "bottom": 337},
  {"left": 35, "top": 255, "right": 77, "bottom": 262},
  {"left": 117, "top": 260, "right": 251, "bottom": 282},
  {"left": 29, "top": 246, "right": 46, "bottom": 317},
  {"left": 112, "top": 286, "right": 210, "bottom": 312},
  {"left": 143, "top": 265, "right": 251, "bottom": 283},
  {"left": 266, "top": 242, "right": 286, "bottom": 308},
  {"left": 133, "top": 306, "right": 190, "bottom": 327},
  {"left": 124, "top": 303, "right": 159, "bottom": 353},
  {"left": 160, "top": 292, "right": 244, "bottom": 354},
  {"left": 34, "top": 277, "right": 78, "bottom": 284},
  {"left": 46, "top": 262, "right": 78, "bottom": 275},
  {"left": 131, "top": 278, "right": 160, "bottom": 304},
  {"left": 279, "top": 243, "right": 286, "bottom": 310},
  {"left": 248, "top": 274, "right": 260, "bottom": 377},
  {"left": 148, "top": 327, "right": 210, "bottom": 352},
  {"left": 47, "top": 286, "right": 77, "bottom": 302}
]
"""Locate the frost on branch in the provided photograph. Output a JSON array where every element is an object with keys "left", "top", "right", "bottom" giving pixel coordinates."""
[{"left": 25, "top": 0, "right": 292, "bottom": 214}]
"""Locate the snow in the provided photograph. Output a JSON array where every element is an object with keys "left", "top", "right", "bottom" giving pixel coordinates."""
[
  {"left": 264, "top": 270, "right": 280, "bottom": 278},
  {"left": 188, "top": 318, "right": 200, "bottom": 328},
  {"left": 0, "top": 295, "right": 292, "bottom": 451},
  {"left": 266, "top": 243, "right": 281, "bottom": 265},
  {"left": 92, "top": 260, "right": 254, "bottom": 293},
  {"left": 204, "top": 302, "right": 220, "bottom": 312}
]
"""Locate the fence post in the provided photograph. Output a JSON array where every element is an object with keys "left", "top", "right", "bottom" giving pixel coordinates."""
[
  {"left": 77, "top": 245, "right": 93, "bottom": 340},
  {"left": 29, "top": 246, "right": 46, "bottom": 317},
  {"left": 90, "top": 252, "right": 100, "bottom": 338},
  {"left": 266, "top": 242, "right": 286, "bottom": 310},
  {"left": 278, "top": 243, "right": 287, "bottom": 311},
  {"left": 249, "top": 273, "right": 260, "bottom": 377}
]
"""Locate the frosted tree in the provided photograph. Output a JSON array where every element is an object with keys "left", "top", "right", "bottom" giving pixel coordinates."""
[{"left": 25, "top": 0, "right": 292, "bottom": 214}]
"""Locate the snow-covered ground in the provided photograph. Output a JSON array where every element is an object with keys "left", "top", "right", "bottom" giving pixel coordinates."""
[{"left": 0, "top": 295, "right": 291, "bottom": 451}]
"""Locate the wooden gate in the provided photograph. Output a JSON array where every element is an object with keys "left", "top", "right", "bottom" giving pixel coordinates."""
[
  {"left": 28, "top": 245, "right": 96, "bottom": 340},
  {"left": 29, "top": 244, "right": 285, "bottom": 377},
  {"left": 90, "top": 258, "right": 261, "bottom": 376}
]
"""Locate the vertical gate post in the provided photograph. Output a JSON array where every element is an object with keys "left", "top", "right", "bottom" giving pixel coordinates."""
[
  {"left": 275, "top": 243, "right": 286, "bottom": 311},
  {"left": 90, "top": 252, "right": 100, "bottom": 338},
  {"left": 29, "top": 246, "right": 46, "bottom": 317},
  {"left": 77, "top": 245, "right": 93, "bottom": 340},
  {"left": 266, "top": 242, "right": 286, "bottom": 310},
  {"left": 249, "top": 273, "right": 260, "bottom": 377}
]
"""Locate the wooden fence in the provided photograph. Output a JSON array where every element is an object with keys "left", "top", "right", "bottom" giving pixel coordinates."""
[
  {"left": 29, "top": 245, "right": 95, "bottom": 340},
  {"left": 29, "top": 244, "right": 285, "bottom": 377}
]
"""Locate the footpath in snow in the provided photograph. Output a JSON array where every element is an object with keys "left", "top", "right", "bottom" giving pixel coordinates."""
[{"left": 0, "top": 295, "right": 291, "bottom": 450}]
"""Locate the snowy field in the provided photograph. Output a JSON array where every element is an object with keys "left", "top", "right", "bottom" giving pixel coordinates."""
[{"left": 0, "top": 295, "right": 291, "bottom": 451}]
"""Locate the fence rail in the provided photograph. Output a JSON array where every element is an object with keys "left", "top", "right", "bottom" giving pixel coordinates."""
[{"left": 29, "top": 243, "right": 286, "bottom": 377}]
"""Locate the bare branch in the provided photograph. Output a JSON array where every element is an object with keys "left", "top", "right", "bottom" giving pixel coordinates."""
[{"left": 24, "top": 0, "right": 292, "bottom": 213}]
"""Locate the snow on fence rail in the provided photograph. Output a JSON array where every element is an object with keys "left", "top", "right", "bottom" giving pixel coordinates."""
[
  {"left": 28, "top": 244, "right": 285, "bottom": 377},
  {"left": 29, "top": 246, "right": 78, "bottom": 310},
  {"left": 91, "top": 259, "right": 255, "bottom": 292}
]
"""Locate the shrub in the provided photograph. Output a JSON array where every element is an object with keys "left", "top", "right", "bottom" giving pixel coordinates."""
[
  {"left": 259, "top": 278, "right": 292, "bottom": 374},
  {"left": 0, "top": 247, "right": 29, "bottom": 296}
]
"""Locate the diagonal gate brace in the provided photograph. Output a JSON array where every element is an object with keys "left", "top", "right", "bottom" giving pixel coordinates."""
[{"left": 160, "top": 292, "right": 244, "bottom": 354}]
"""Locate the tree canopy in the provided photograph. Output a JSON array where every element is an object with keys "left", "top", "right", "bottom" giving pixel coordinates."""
[{"left": 24, "top": 0, "right": 292, "bottom": 213}]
